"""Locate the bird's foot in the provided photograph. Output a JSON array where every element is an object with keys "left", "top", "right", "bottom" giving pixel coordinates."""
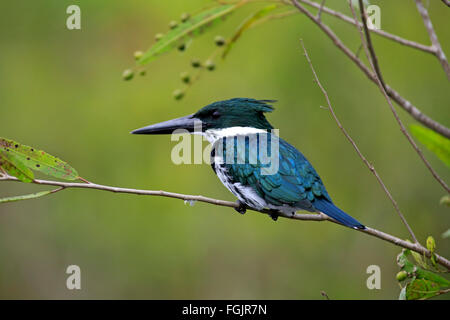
[
  {"left": 269, "top": 210, "right": 279, "bottom": 221},
  {"left": 234, "top": 200, "right": 247, "bottom": 215}
]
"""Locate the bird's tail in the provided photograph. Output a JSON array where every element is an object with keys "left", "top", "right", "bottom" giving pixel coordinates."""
[{"left": 314, "top": 199, "right": 365, "bottom": 230}]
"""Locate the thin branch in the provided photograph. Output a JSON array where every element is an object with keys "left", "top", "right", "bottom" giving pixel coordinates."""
[
  {"left": 290, "top": 0, "right": 450, "bottom": 139},
  {"left": 352, "top": 0, "right": 448, "bottom": 193},
  {"left": 250, "top": 9, "right": 298, "bottom": 27},
  {"left": 1, "top": 173, "right": 449, "bottom": 269},
  {"left": 0, "top": 174, "right": 450, "bottom": 270},
  {"left": 291, "top": 0, "right": 450, "bottom": 175},
  {"left": 355, "top": 43, "right": 363, "bottom": 58},
  {"left": 0, "top": 186, "right": 65, "bottom": 204},
  {"left": 415, "top": 0, "right": 450, "bottom": 80},
  {"left": 382, "top": 85, "right": 450, "bottom": 140},
  {"left": 298, "top": 0, "right": 435, "bottom": 54},
  {"left": 300, "top": 38, "right": 418, "bottom": 244},
  {"left": 441, "top": 0, "right": 450, "bottom": 7},
  {"left": 257, "top": 0, "right": 437, "bottom": 55},
  {"left": 50, "top": 186, "right": 65, "bottom": 194},
  {"left": 317, "top": 0, "right": 326, "bottom": 20},
  {"left": 0, "top": 173, "right": 327, "bottom": 221}
]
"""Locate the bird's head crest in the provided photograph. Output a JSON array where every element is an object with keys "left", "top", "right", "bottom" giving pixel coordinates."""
[{"left": 193, "top": 98, "right": 276, "bottom": 130}]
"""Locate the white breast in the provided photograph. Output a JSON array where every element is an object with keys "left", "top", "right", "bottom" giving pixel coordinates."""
[{"left": 204, "top": 126, "right": 268, "bottom": 144}]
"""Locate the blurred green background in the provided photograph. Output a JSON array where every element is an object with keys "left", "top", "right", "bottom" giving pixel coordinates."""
[{"left": 0, "top": 0, "right": 449, "bottom": 299}]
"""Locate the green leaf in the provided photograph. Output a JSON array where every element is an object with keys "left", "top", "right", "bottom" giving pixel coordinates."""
[
  {"left": 410, "top": 250, "right": 427, "bottom": 269},
  {"left": 410, "top": 124, "right": 450, "bottom": 167},
  {"left": 397, "top": 250, "right": 450, "bottom": 286},
  {"left": 0, "top": 150, "right": 34, "bottom": 183},
  {"left": 426, "top": 236, "right": 436, "bottom": 254},
  {"left": 138, "top": 2, "right": 243, "bottom": 65},
  {"left": 0, "top": 190, "right": 55, "bottom": 204},
  {"left": 405, "top": 278, "right": 443, "bottom": 300},
  {"left": 0, "top": 137, "right": 79, "bottom": 181},
  {"left": 222, "top": 4, "right": 278, "bottom": 59}
]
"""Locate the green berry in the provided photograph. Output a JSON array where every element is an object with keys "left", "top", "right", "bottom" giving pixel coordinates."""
[
  {"left": 134, "top": 51, "right": 143, "bottom": 60},
  {"left": 180, "top": 72, "right": 190, "bottom": 83},
  {"left": 122, "top": 69, "right": 134, "bottom": 81},
  {"left": 139, "top": 70, "right": 146, "bottom": 76},
  {"left": 169, "top": 21, "right": 178, "bottom": 29},
  {"left": 155, "top": 33, "right": 164, "bottom": 41},
  {"left": 181, "top": 13, "right": 190, "bottom": 23},
  {"left": 191, "top": 59, "right": 201, "bottom": 68},
  {"left": 173, "top": 89, "right": 184, "bottom": 100},
  {"left": 396, "top": 271, "right": 407, "bottom": 282},
  {"left": 178, "top": 43, "right": 186, "bottom": 52},
  {"left": 214, "top": 36, "right": 226, "bottom": 47},
  {"left": 205, "top": 60, "right": 215, "bottom": 71}
]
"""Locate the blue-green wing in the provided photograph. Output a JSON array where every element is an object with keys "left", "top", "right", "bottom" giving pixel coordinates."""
[{"left": 221, "top": 134, "right": 332, "bottom": 208}]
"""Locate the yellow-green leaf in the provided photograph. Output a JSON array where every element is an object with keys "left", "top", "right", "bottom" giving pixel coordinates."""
[
  {"left": 397, "top": 250, "right": 450, "bottom": 286},
  {"left": 138, "top": 2, "right": 243, "bottom": 65},
  {"left": 0, "top": 150, "right": 34, "bottom": 183},
  {"left": 426, "top": 236, "right": 436, "bottom": 254},
  {"left": 405, "top": 278, "right": 443, "bottom": 300},
  {"left": 0, "top": 190, "right": 54, "bottom": 204},
  {"left": 0, "top": 137, "right": 78, "bottom": 181},
  {"left": 222, "top": 4, "right": 278, "bottom": 59},
  {"left": 411, "top": 250, "right": 427, "bottom": 269},
  {"left": 410, "top": 124, "right": 450, "bottom": 167}
]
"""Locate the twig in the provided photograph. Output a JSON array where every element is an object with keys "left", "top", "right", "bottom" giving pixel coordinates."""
[
  {"left": 355, "top": 43, "right": 363, "bottom": 58},
  {"left": 317, "top": 0, "right": 325, "bottom": 20},
  {"left": 290, "top": 0, "right": 450, "bottom": 139},
  {"left": 78, "top": 176, "right": 91, "bottom": 184},
  {"left": 0, "top": 174, "right": 328, "bottom": 221},
  {"left": 298, "top": 0, "right": 434, "bottom": 54},
  {"left": 250, "top": 9, "right": 298, "bottom": 27},
  {"left": 441, "top": 0, "right": 450, "bottom": 7},
  {"left": 300, "top": 38, "right": 418, "bottom": 244},
  {"left": 352, "top": 0, "right": 448, "bottom": 193},
  {"left": 50, "top": 186, "right": 65, "bottom": 194},
  {"left": 1, "top": 173, "right": 449, "bottom": 269},
  {"left": 415, "top": 0, "right": 450, "bottom": 80}
]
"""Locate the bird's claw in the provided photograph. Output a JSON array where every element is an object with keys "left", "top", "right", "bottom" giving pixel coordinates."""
[
  {"left": 234, "top": 201, "right": 247, "bottom": 215},
  {"left": 269, "top": 210, "right": 279, "bottom": 221}
]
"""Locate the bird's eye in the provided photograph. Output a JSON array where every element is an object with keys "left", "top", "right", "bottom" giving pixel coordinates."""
[{"left": 212, "top": 110, "right": 221, "bottom": 119}]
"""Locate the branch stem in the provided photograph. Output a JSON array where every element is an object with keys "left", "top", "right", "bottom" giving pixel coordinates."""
[
  {"left": 291, "top": 0, "right": 450, "bottom": 192},
  {"left": 415, "top": 0, "right": 450, "bottom": 80},
  {"left": 297, "top": 0, "right": 435, "bottom": 53},
  {"left": 1, "top": 173, "right": 449, "bottom": 270},
  {"left": 290, "top": 0, "right": 450, "bottom": 139},
  {"left": 300, "top": 37, "right": 418, "bottom": 244},
  {"left": 352, "top": 0, "right": 448, "bottom": 193}
]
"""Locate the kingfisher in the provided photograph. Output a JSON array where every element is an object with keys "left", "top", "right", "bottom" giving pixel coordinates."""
[{"left": 131, "top": 98, "right": 365, "bottom": 229}]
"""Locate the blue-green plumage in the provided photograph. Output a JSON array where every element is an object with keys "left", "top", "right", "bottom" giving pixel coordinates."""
[
  {"left": 132, "top": 98, "right": 365, "bottom": 229},
  {"left": 211, "top": 133, "right": 364, "bottom": 229}
]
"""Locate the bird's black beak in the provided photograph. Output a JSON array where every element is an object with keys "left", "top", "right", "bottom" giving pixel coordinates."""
[{"left": 131, "top": 114, "right": 202, "bottom": 135}]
